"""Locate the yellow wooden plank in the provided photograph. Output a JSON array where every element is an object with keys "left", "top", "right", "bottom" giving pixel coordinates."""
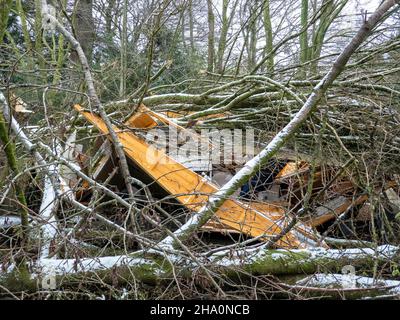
[
  {"left": 304, "top": 194, "right": 368, "bottom": 227},
  {"left": 126, "top": 105, "right": 216, "bottom": 149},
  {"left": 124, "top": 104, "right": 158, "bottom": 128},
  {"left": 275, "top": 161, "right": 309, "bottom": 180},
  {"left": 74, "top": 104, "right": 318, "bottom": 249},
  {"left": 164, "top": 110, "right": 231, "bottom": 120}
]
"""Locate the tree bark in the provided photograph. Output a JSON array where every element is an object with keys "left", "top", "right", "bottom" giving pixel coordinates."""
[
  {"left": 299, "top": 0, "right": 309, "bottom": 65},
  {"left": 0, "top": 0, "right": 12, "bottom": 42},
  {"left": 247, "top": 0, "right": 259, "bottom": 70},
  {"left": 0, "top": 92, "right": 29, "bottom": 243},
  {"left": 119, "top": 0, "right": 128, "bottom": 97},
  {"left": 1, "top": 244, "right": 397, "bottom": 291},
  {"left": 72, "top": 0, "right": 95, "bottom": 63},
  {"left": 207, "top": 0, "right": 215, "bottom": 72},
  {"left": 188, "top": 0, "right": 195, "bottom": 52},
  {"left": 263, "top": 0, "right": 274, "bottom": 73},
  {"left": 216, "top": 0, "right": 230, "bottom": 73}
]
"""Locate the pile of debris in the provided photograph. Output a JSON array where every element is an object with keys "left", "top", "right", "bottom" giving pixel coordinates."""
[
  {"left": 1, "top": 100, "right": 400, "bottom": 298},
  {"left": 63, "top": 104, "right": 400, "bottom": 250}
]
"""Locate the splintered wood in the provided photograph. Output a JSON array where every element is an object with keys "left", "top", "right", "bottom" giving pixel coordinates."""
[{"left": 74, "top": 104, "right": 321, "bottom": 249}]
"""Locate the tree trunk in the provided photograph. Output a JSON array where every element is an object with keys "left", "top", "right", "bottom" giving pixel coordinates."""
[
  {"left": 310, "top": 0, "right": 349, "bottom": 73},
  {"left": 0, "top": 11, "right": 30, "bottom": 244},
  {"left": 104, "top": 0, "right": 115, "bottom": 38},
  {"left": 189, "top": 0, "right": 195, "bottom": 52},
  {"left": 1, "top": 244, "right": 397, "bottom": 291},
  {"left": 216, "top": 0, "right": 230, "bottom": 73},
  {"left": 207, "top": 0, "right": 215, "bottom": 72},
  {"left": 299, "top": 0, "right": 309, "bottom": 65},
  {"left": 34, "top": 0, "right": 46, "bottom": 82},
  {"left": 72, "top": 0, "right": 94, "bottom": 63},
  {"left": 0, "top": 93, "right": 30, "bottom": 245},
  {"left": 0, "top": 0, "right": 12, "bottom": 42},
  {"left": 247, "top": 0, "right": 258, "bottom": 70},
  {"left": 119, "top": 0, "right": 127, "bottom": 97},
  {"left": 263, "top": 0, "right": 274, "bottom": 73}
]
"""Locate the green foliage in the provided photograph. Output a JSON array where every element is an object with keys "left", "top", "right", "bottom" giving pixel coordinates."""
[
  {"left": 0, "top": 0, "right": 13, "bottom": 41},
  {"left": 96, "top": 25, "right": 206, "bottom": 101},
  {"left": 390, "top": 262, "right": 400, "bottom": 277}
]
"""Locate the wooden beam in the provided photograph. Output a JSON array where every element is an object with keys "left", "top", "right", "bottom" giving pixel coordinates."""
[{"left": 305, "top": 194, "right": 368, "bottom": 227}]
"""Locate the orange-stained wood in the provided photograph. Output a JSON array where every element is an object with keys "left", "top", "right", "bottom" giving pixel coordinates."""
[
  {"left": 165, "top": 110, "right": 230, "bottom": 120},
  {"left": 127, "top": 105, "right": 216, "bottom": 150},
  {"left": 304, "top": 194, "right": 368, "bottom": 227},
  {"left": 275, "top": 161, "right": 309, "bottom": 180},
  {"left": 74, "top": 104, "right": 319, "bottom": 249},
  {"left": 124, "top": 104, "right": 158, "bottom": 128}
]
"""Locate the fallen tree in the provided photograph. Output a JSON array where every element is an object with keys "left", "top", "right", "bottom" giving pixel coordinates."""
[
  {"left": 0, "top": 243, "right": 398, "bottom": 292},
  {"left": 1, "top": 0, "right": 400, "bottom": 299},
  {"left": 290, "top": 273, "right": 400, "bottom": 299},
  {"left": 158, "top": 0, "right": 400, "bottom": 249}
]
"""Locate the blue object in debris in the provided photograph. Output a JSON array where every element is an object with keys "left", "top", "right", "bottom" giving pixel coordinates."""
[{"left": 239, "top": 160, "right": 285, "bottom": 200}]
